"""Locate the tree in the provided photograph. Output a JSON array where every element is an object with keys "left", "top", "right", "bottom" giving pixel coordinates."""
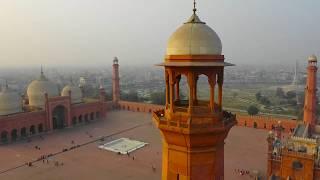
[
  {"left": 150, "top": 91, "right": 166, "bottom": 105},
  {"left": 255, "top": 92, "right": 262, "bottom": 101},
  {"left": 276, "top": 88, "right": 285, "bottom": 98},
  {"left": 286, "top": 91, "right": 296, "bottom": 99},
  {"left": 259, "top": 96, "right": 271, "bottom": 106},
  {"left": 121, "top": 90, "right": 140, "bottom": 102},
  {"left": 247, "top": 105, "right": 259, "bottom": 115}
]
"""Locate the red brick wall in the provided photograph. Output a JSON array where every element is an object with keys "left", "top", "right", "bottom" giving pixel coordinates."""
[
  {"left": 114, "top": 101, "right": 297, "bottom": 132},
  {"left": 0, "top": 111, "right": 46, "bottom": 141},
  {"left": 236, "top": 114, "right": 297, "bottom": 133},
  {"left": 118, "top": 101, "right": 164, "bottom": 113}
]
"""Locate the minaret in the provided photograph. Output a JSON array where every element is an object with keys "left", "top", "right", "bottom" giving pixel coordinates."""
[
  {"left": 112, "top": 57, "right": 120, "bottom": 104},
  {"left": 153, "top": 2, "right": 236, "bottom": 179},
  {"left": 303, "top": 55, "right": 318, "bottom": 127},
  {"left": 99, "top": 78, "right": 107, "bottom": 118}
]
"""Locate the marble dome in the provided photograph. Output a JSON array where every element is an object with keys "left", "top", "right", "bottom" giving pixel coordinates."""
[
  {"left": 27, "top": 71, "right": 59, "bottom": 108},
  {"left": 0, "top": 84, "right": 22, "bottom": 115},
  {"left": 166, "top": 13, "right": 222, "bottom": 56},
  {"left": 61, "top": 83, "right": 83, "bottom": 104}
]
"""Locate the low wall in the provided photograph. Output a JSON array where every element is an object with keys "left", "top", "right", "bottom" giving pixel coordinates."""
[{"left": 113, "top": 101, "right": 298, "bottom": 132}]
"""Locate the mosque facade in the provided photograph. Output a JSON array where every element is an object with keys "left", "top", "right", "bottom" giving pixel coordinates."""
[{"left": 0, "top": 69, "right": 107, "bottom": 143}]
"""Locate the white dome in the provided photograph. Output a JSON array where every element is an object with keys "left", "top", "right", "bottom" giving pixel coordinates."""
[
  {"left": 61, "top": 84, "right": 83, "bottom": 104},
  {"left": 27, "top": 72, "right": 59, "bottom": 108},
  {"left": 0, "top": 85, "right": 22, "bottom": 115},
  {"left": 166, "top": 13, "right": 222, "bottom": 56},
  {"left": 308, "top": 55, "right": 317, "bottom": 62}
]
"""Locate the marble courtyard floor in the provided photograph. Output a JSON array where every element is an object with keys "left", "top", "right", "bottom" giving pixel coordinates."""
[{"left": 0, "top": 111, "right": 267, "bottom": 180}]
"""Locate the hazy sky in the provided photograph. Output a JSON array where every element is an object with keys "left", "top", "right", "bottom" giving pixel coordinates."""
[{"left": 0, "top": 0, "right": 319, "bottom": 67}]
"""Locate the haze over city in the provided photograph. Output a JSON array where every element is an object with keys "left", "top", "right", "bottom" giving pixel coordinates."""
[
  {"left": 0, "top": 1, "right": 320, "bottom": 180},
  {"left": 0, "top": 0, "right": 319, "bottom": 67}
]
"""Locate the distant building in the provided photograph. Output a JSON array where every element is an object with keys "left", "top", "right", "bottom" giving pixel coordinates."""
[{"left": 267, "top": 55, "right": 320, "bottom": 179}]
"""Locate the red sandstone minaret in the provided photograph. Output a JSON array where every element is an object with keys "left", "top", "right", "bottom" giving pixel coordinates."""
[
  {"left": 153, "top": 2, "right": 236, "bottom": 179},
  {"left": 112, "top": 57, "right": 120, "bottom": 104},
  {"left": 303, "top": 55, "right": 318, "bottom": 127}
]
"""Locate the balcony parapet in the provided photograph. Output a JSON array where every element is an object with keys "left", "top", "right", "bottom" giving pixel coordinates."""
[{"left": 153, "top": 109, "right": 236, "bottom": 131}]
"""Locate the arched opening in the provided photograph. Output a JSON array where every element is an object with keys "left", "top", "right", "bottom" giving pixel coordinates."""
[
  {"left": 149, "top": 109, "right": 152, "bottom": 113},
  {"left": 196, "top": 74, "right": 210, "bottom": 102},
  {"left": 72, "top": 117, "right": 77, "bottom": 125},
  {"left": 38, "top": 124, "right": 43, "bottom": 133},
  {"left": 253, "top": 122, "right": 258, "bottom": 128},
  {"left": 79, "top": 115, "right": 83, "bottom": 123},
  {"left": 1, "top": 131, "right": 8, "bottom": 143},
  {"left": 127, "top": 106, "right": 130, "bottom": 111},
  {"left": 264, "top": 123, "right": 267, "bottom": 129},
  {"left": 90, "top": 112, "right": 94, "bottom": 120},
  {"left": 174, "top": 74, "right": 189, "bottom": 111},
  {"left": 244, "top": 121, "right": 247, "bottom": 126},
  {"left": 11, "top": 129, "right": 18, "bottom": 141},
  {"left": 137, "top": 108, "right": 140, "bottom": 112},
  {"left": 20, "top": 127, "right": 27, "bottom": 137},
  {"left": 84, "top": 114, "right": 89, "bottom": 123},
  {"left": 30, "top": 125, "right": 36, "bottom": 135},
  {"left": 52, "top": 105, "right": 67, "bottom": 129},
  {"left": 96, "top": 112, "right": 100, "bottom": 119}
]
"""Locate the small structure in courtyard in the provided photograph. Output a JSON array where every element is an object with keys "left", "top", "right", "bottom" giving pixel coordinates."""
[{"left": 98, "top": 138, "right": 148, "bottom": 154}]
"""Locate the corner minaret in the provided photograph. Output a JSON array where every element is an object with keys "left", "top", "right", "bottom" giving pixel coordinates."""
[
  {"left": 303, "top": 55, "right": 318, "bottom": 127},
  {"left": 153, "top": 2, "right": 236, "bottom": 179},
  {"left": 112, "top": 57, "right": 120, "bottom": 104}
]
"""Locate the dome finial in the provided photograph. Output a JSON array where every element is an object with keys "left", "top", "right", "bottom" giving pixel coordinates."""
[{"left": 193, "top": 0, "right": 197, "bottom": 14}]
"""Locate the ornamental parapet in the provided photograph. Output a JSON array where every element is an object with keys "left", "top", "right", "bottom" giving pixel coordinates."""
[
  {"left": 291, "top": 136, "right": 317, "bottom": 144},
  {"left": 152, "top": 109, "right": 236, "bottom": 131},
  {"left": 282, "top": 148, "right": 315, "bottom": 160}
]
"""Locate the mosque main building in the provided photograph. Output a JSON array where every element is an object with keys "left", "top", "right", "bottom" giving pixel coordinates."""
[{"left": 0, "top": 69, "right": 107, "bottom": 143}]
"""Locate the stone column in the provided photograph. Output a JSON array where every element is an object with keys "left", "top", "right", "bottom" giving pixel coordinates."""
[
  {"left": 208, "top": 74, "right": 216, "bottom": 112},
  {"left": 193, "top": 75, "right": 198, "bottom": 104},
  {"left": 175, "top": 75, "right": 181, "bottom": 101},
  {"left": 169, "top": 70, "right": 175, "bottom": 113},
  {"left": 217, "top": 72, "right": 223, "bottom": 111},
  {"left": 188, "top": 72, "right": 195, "bottom": 113},
  {"left": 165, "top": 71, "right": 169, "bottom": 109}
]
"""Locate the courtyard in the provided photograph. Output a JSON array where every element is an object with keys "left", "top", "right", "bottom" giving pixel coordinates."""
[{"left": 0, "top": 110, "right": 268, "bottom": 180}]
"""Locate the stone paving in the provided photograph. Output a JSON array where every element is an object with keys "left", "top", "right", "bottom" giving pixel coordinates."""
[{"left": 0, "top": 110, "right": 268, "bottom": 180}]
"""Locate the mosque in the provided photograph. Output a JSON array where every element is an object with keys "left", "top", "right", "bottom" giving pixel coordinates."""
[
  {"left": 0, "top": 68, "right": 107, "bottom": 143},
  {"left": 0, "top": 1, "right": 318, "bottom": 179}
]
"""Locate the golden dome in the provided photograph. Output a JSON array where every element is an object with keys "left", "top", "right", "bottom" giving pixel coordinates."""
[
  {"left": 0, "top": 84, "right": 22, "bottom": 115},
  {"left": 27, "top": 71, "right": 59, "bottom": 108},
  {"left": 166, "top": 13, "right": 222, "bottom": 56},
  {"left": 61, "top": 83, "right": 83, "bottom": 104}
]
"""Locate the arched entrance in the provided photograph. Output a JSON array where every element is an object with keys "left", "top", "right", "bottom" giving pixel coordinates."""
[
  {"left": 30, "top": 125, "right": 36, "bottom": 135},
  {"left": 52, "top": 105, "right": 67, "bottom": 129},
  {"left": 1, "top": 131, "right": 8, "bottom": 143},
  {"left": 253, "top": 122, "right": 258, "bottom": 128},
  {"left": 11, "top": 129, "right": 18, "bottom": 141}
]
